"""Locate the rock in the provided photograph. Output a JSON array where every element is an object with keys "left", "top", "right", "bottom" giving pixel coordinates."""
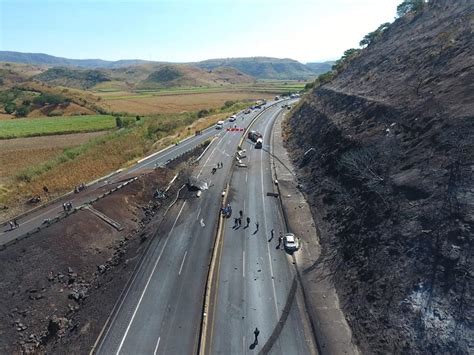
[
  {"left": 98, "top": 265, "right": 106, "bottom": 273},
  {"left": 68, "top": 267, "right": 73, "bottom": 274}
]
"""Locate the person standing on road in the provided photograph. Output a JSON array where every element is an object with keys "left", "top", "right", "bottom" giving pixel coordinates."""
[
  {"left": 253, "top": 327, "right": 260, "bottom": 345},
  {"left": 13, "top": 219, "right": 19, "bottom": 228},
  {"left": 268, "top": 229, "right": 274, "bottom": 242},
  {"left": 277, "top": 232, "right": 283, "bottom": 249},
  {"left": 9, "top": 221, "right": 14, "bottom": 230},
  {"left": 246, "top": 217, "right": 250, "bottom": 228},
  {"left": 239, "top": 210, "right": 243, "bottom": 218},
  {"left": 255, "top": 222, "right": 259, "bottom": 232}
]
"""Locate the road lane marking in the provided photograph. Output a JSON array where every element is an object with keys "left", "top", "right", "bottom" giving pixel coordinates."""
[
  {"left": 153, "top": 336, "right": 161, "bottom": 355},
  {"left": 197, "top": 131, "right": 228, "bottom": 178},
  {"left": 178, "top": 250, "right": 188, "bottom": 276},
  {"left": 196, "top": 207, "right": 201, "bottom": 221},
  {"left": 245, "top": 171, "right": 248, "bottom": 183},
  {"left": 242, "top": 250, "right": 246, "bottom": 278},
  {"left": 116, "top": 201, "right": 186, "bottom": 355}
]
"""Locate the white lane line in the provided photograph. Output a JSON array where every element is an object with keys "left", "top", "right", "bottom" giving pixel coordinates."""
[
  {"left": 197, "top": 131, "right": 228, "bottom": 178},
  {"left": 116, "top": 202, "right": 186, "bottom": 355},
  {"left": 196, "top": 207, "right": 201, "bottom": 221},
  {"left": 153, "top": 336, "right": 161, "bottom": 355},
  {"left": 245, "top": 171, "right": 248, "bottom": 183},
  {"left": 178, "top": 250, "right": 188, "bottom": 276},
  {"left": 243, "top": 199, "right": 246, "bottom": 213},
  {"left": 242, "top": 335, "right": 246, "bottom": 355},
  {"left": 242, "top": 250, "right": 246, "bottom": 278}
]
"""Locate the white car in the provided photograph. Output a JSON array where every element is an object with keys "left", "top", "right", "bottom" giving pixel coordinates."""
[
  {"left": 229, "top": 115, "right": 237, "bottom": 122},
  {"left": 283, "top": 233, "right": 299, "bottom": 251}
]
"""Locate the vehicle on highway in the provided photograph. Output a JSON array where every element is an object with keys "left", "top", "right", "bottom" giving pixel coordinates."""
[
  {"left": 283, "top": 233, "right": 300, "bottom": 251},
  {"left": 275, "top": 95, "right": 280, "bottom": 100},
  {"left": 244, "top": 109, "right": 251, "bottom": 114},
  {"left": 248, "top": 130, "right": 262, "bottom": 142},
  {"left": 281, "top": 104, "right": 287, "bottom": 108},
  {"left": 229, "top": 115, "right": 237, "bottom": 122},
  {"left": 255, "top": 138, "right": 263, "bottom": 149},
  {"left": 216, "top": 120, "right": 224, "bottom": 129},
  {"left": 287, "top": 105, "right": 292, "bottom": 110}
]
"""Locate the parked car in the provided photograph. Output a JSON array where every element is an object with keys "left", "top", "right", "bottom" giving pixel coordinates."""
[{"left": 283, "top": 233, "right": 299, "bottom": 251}]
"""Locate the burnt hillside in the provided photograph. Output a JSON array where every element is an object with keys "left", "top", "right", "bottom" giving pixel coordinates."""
[{"left": 285, "top": 1, "right": 473, "bottom": 353}]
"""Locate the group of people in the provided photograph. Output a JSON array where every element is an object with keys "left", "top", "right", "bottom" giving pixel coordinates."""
[
  {"left": 62, "top": 202, "right": 73, "bottom": 212},
  {"left": 232, "top": 209, "right": 259, "bottom": 231},
  {"left": 8, "top": 219, "right": 19, "bottom": 230},
  {"left": 74, "top": 183, "right": 86, "bottom": 193}
]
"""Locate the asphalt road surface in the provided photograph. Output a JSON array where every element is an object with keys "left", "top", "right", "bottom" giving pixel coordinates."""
[
  {"left": 208, "top": 104, "right": 316, "bottom": 354},
  {"left": 0, "top": 107, "right": 261, "bottom": 245},
  {"left": 95, "top": 103, "right": 285, "bottom": 354}
]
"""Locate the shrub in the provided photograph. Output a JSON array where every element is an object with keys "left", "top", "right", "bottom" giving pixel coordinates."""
[
  {"left": 15, "top": 105, "right": 30, "bottom": 117},
  {"left": 317, "top": 71, "right": 336, "bottom": 84},
  {"left": 32, "top": 93, "right": 68, "bottom": 106},
  {"left": 397, "top": 0, "right": 425, "bottom": 17},
  {"left": 115, "top": 116, "right": 123, "bottom": 128},
  {"left": 4, "top": 102, "right": 16, "bottom": 114},
  {"left": 359, "top": 23, "right": 391, "bottom": 47},
  {"left": 224, "top": 100, "right": 235, "bottom": 108},
  {"left": 198, "top": 109, "right": 209, "bottom": 118}
]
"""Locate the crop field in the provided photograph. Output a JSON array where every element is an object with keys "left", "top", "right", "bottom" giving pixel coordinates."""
[
  {"left": 0, "top": 115, "right": 115, "bottom": 139},
  {"left": 99, "top": 91, "right": 274, "bottom": 115}
]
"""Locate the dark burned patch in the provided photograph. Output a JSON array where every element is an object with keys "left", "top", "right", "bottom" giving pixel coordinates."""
[{"left": 283, "top": 2, "right": 473, "bottom": 353}]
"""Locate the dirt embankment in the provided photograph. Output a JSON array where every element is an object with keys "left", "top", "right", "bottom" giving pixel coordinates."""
[
  {"left": 285, "top": 1, "right": 473, "bottom": 353},
  {"left": 0, "top": 165, "right": 191, "bottom": 354}
]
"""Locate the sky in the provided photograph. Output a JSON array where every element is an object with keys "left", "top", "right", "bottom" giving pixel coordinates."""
[{"left": 0, "top": 0, "right": 401, "bottom": 63}]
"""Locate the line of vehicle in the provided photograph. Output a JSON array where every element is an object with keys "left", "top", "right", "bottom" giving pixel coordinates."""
[{"left": 116, "top": 201, "right": 186, "bottom": 355}]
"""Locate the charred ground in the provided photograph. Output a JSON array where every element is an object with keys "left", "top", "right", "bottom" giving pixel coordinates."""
[{"left": 285, "top": 1, "right": 473, "bottom": 353}]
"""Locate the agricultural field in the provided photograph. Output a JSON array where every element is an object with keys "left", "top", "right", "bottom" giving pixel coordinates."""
[
  {"left": 0, "top": 131, "right": 108, "bottom": 184},
  {"left": 0, "top": 114, "right": 115, "bottom": 139},
  {"left": 98, "top": 91, "right": 274, "bottom": 115}
]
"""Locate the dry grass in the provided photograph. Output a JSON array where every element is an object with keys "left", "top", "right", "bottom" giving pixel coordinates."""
[
  {"left": 99, "top": 91, "right": 273, "bottom": 115},
  {"left": 0, "top": 131, "right": 108, "bottom": 212},
  {"left": 0, "top": 113, "right": 13, "bottom": 120},
  {"left": 0, "top": 132, "right": 108, "bottom": 181}
]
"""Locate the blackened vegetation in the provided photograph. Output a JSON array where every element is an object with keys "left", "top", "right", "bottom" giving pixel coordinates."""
[{"left": 285, "top": 1, "right": 473, "bottom": 353}]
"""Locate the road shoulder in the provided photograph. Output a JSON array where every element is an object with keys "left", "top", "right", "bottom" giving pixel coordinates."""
[{"left": 271, "top": 110, "right": 360, "bottom": 355}]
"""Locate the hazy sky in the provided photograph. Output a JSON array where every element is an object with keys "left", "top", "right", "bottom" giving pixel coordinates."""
[{"left": 0, "top": 0, "right": 401, "bottom": 63}]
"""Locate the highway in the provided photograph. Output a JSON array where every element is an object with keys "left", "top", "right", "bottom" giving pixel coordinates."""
[
  {"left": 95, "top": 105, "right": 279, "bottom": 354},
  {"left": 207, "top": 104, "right": 316, "bottom": 354},
  {"left": 0, "top": 108, "right": 256, "bottom": 245}
]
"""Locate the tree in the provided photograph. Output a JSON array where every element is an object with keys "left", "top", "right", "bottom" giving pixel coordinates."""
[
  {"left": 332, "top": 48, "right": 361, "bottom": 72},
  {"left": 15, "top": 105, "right": 30, "bottom": 117},
  {"left": 4, "top": 102, "right": 16, "bottom": 114},
  {"left": 359, "top": 22, "right": 391, "bottom": 47},
  {"left": 397, "top": 0, "right": 425, "bottom": 17}
]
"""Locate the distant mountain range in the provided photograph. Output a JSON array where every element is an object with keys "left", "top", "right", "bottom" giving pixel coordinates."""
[{"left": 0, "top": 51, "right": 332, "bottom": 80}]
